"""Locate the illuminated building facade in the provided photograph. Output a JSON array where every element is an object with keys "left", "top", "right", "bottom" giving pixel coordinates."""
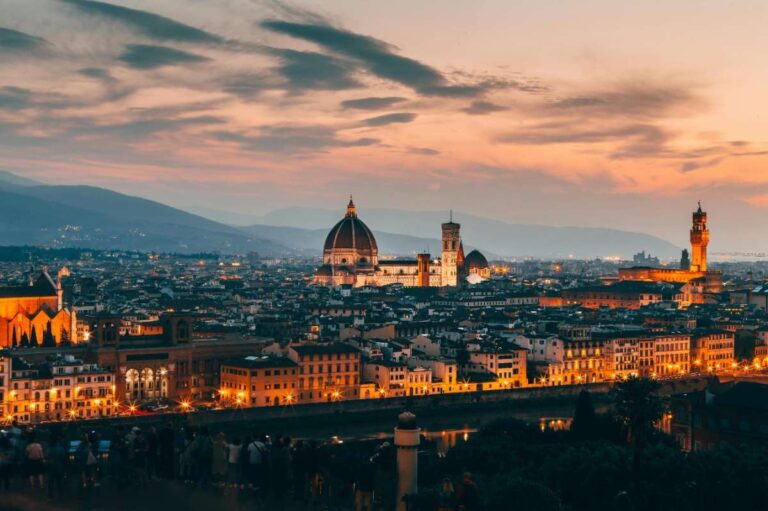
[
  {"left": 467, "top": 347, "right": 528, "bottom": 388},
  {"left": 220, "top": 356, "right": 298, "bottom": 407},
  {"left": 288, "top": 343, "right": 362, "bottom": 403},
  {"left": 4, "top": 355, "right": 114, "bottom": 424},
  {"left": 364, "top": 360, "right": 408, "bottom": 397},
  {"left": 0, "top": 269, "right": 77, "bottom": 348},
  {"left": 691, "top": 330, "right": 735, "bottom": 372},
  {"left": 562, "top": 340, "right": 607, "bottom": 384},
  {"left": 653, "top": 334, "right": 690, "bottom": 377},
  {"left": 314, "top": 198, "right": 488, "bottom": 287}
]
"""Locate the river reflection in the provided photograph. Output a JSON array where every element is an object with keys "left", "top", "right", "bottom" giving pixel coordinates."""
[
  {"left": 364, "top": 416, "right": 573, "bottom": 454},
  {"left": 368, "top": 427, "right": 475, "bottom": 454}
]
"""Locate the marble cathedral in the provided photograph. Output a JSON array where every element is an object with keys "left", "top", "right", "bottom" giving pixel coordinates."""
[{"left": 314, "top": 198, "right": 489, "bottom": 287}]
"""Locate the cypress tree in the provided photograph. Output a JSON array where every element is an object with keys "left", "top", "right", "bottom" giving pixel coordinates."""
[
  {"left": 30, "top": 326, "right": 38, "bottom": 347},
  {"left": 571, "top": 389, "right": 597, "bottom": 440},
  {"left": 11, "top": 328, "right": 17, "bottom": 348},
  {"left": 60, "top": 326, "right": 69, "bottom": 345},
  {"left": 43, "top": 322, "right": 55, "bottom": 347},
  {"left": 20, "top": 332, "right": 29, "bottom": 347}
]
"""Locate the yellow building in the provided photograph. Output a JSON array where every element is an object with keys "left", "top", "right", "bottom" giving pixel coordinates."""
[
  {"left": 288, "top": 343, "right": 362, "bottom": 403},
  {"left": 652, "top": 334, "right": 690, "bottom": 377},
  {"left": 363, "top": 360, "right": 408, "bottom": 397},
  {"left": 562, "top": 340, "right": 607, "bottom": 384},
  {"left": 467, "top": 347, "right": 528, "bottom": 388},
  {"left": 219, "top": 356, "right": 299, "bottom": 407},
  {"left": 5, "top": 355, "right": 115, "bottom": 424},
  {"left": 691, "top": 330, "right": 735, "bottom": 372}
]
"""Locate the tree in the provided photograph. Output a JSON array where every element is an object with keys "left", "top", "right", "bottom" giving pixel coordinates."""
[
  {"left": 614, "top": 376, "right": 665, "bottom": 452},
  {"left": 59, "top": 326, "right": 70, "bottom": 345},
  {"left": 456, "top": 348, "right": 470, "bottom": 375},
  {"left": 20, "top": 332, "right": 29, "bottom": 347},
  {"left": 42, "top": 321, "right": 55, "bottom": 347},
  {"left": 11, "top": 328, "right": 17, "bottom": 348},
  {"left": 29, "top": 326, "right": 38, "bottom": 347},
  {"left": 484, "top": 475, "right": 565, "bottom": 511},
  {"left": 571, "top": 389, "right": 598, "bottom": 440}
]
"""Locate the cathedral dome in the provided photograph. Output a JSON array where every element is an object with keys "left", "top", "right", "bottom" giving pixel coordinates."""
[
  {"left": 464, "top": 250, "right": 488, "bottom": 270},
  {"left": 322, "top": 198, "right": 378, "bottom": 267}
]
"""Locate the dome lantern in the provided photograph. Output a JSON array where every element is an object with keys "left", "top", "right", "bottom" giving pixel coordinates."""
[{"left": 346, "top": 195, "right": 357, "bottom": 217}]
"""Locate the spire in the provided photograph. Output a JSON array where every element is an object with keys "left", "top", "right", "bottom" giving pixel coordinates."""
[
  {"left": 450, "top": 209, "right": 453, "bottom": 223},
  {"left": 697, "top": 200, "right": 702, "bottom": 213},
  {"left": 346, "top": 195, "right": 357, "bottom": 217}
]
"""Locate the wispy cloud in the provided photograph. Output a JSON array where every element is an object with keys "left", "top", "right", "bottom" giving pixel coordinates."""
[
  {"left": 118, "top": 44, "right": 210, "bottom": 69},
  {"left": 61, "top": 0, "right": 224, "bottom": 44},
  {"left": 214, "top": 125, "right": 379, "bottom": 154},
  {"left": 261, "top": 20, "right": 490, "bottom": 97},
  {"left": 0, "top": 27, "right": 50, "bottom": 54},
  {"left": 406, "top": 146, "right": 440, "bottom": 155},
  {"left": 340, "top": 96, "right": 408, "bottom": 110},
  {"left": 266, "top": 48, "right": 360, "bottom": 91},
  {"left": 360, "top": 112, "right": 417, "bottom": 127},
  {"left": 461, "top": 100, "right": 507, "bottom": 115}
]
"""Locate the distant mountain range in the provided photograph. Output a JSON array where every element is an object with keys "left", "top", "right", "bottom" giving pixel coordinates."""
[
  {"left": 243, "top": 207, "right": 682, "bottom": 259},
  {"left": 0, "top": 172, "right": 680, "bottom": 258}
]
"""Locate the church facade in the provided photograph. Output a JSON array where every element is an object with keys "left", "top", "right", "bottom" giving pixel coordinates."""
[
  {"left": 314, "top": 198, "right": 489, "bottom": 287},
  {"left": 0, "top": 268, "right": 77, "bottom": 348}
]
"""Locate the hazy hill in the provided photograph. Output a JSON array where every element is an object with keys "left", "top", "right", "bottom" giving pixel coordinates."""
[
  {"left": 0, "top": 172, "right": 680, "bottom": 258},
  {"left": 0, "top": 179, "right": 288, "bottom": 254},
  {"left": 250, "top": 207, "right": 681, "bottom": 259}
]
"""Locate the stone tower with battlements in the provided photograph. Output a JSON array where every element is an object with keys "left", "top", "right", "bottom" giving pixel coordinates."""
[{"left": 690, "top": 202, "right": 709, "bottom": 272}]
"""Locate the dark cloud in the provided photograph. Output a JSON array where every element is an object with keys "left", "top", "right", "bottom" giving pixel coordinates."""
[
  {"left": 118, "top": 44, "right": 210, "bottom": 69},
  {"left": 261, "top": 20, "right": 483, "bottom": 97},
  {"left": 0, "top": 86, "right": 80, "bottom": 111},
  {"left": 78, "top": 67, "right": 117, "bottom": 82},
  {"left": 61, "top": 0, "right": 223, "bottom": 44},
  {"left": 221, "top": 72, "right": 273, "bottom": 98},
  {"left": 340, "top": 96, "right": 407, "bottom": 110},
  {"left": 0, "top": 27, "right": 49, "bottom": 53},
  {"left": 498, "top": 121, "right": 673, "bottom": 160},
  {"left": 268, "top": 48, "right": 360, "bottom": 90},
  {"left": 498, "top": 122, "right": 663, "bottom": 145},
  {"left": 0, "top": 87, "right": 33, "bottom": 110},
  {"left": 406, "top": 146, "right": 440, "bottom": 155},
  {"left": 495, "top": 81, "right": 714, "bottom": 161},
  {"left": 549, "top": 83, "right": 702, "bottom": 120},
  {"left": 67, "top": 115, "right": 226, "bottom": 139},
  {"left": 361, "top": 112, "right": 417, "bottom": 127},
  {"left": 461, "top": 100, "right": 507, "bottom": 115},
  {"left": 214, "top": 125, "right": 379, "bottom": 154}
]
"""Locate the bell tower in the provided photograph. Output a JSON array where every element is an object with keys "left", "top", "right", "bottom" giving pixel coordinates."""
[
  {"left": 689, "top": 202, "right": 709, "bottom": 272},
  {"left": 441, "top": 211, "right": 461, "bottom": 287}
]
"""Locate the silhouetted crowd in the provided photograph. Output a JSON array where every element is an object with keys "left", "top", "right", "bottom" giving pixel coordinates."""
[{"left": 0, "top": 420, "right": 399, "bottom": 510}]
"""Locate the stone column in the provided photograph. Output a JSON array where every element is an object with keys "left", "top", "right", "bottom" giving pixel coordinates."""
[{"left": 395, "top": 411, "right": 420, "bottom": 511}]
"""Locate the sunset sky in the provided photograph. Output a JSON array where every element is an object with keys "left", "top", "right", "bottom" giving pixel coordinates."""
[{"left": 2, "top": 0, "right": 767, "bottom": 252}]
